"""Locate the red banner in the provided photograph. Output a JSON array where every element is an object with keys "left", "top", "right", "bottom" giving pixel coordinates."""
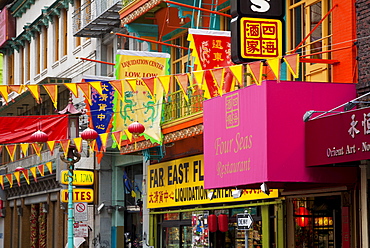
[{"left": 0, "top": 115, "right": 69, "bottom": 144}]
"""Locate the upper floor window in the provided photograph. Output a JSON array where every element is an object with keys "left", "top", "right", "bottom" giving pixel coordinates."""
[{"left": 287, "top": 0, "right": 332, "bottom": 82}]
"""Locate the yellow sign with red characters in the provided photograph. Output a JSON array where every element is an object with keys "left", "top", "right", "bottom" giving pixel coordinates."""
[
  {"left": 240, "top": 17, "right": 282, "bottom": 60},
  {"left": 147, "top": 154, "right": 278, "bottom": 208}
]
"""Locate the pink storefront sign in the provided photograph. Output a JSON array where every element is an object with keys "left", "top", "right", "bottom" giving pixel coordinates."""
[
  {"left": 203, "top": 80, "right": 358, "bottom": 189},
  {"left": 306, "top": 106, "right": 370, "bottom": 166}
]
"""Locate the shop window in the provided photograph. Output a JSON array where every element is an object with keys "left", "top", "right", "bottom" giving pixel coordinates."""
[
  {"left": 292, "top": 196, "right": 341, "bottom": 248},
  {"left": 287, "top": 0, "right": 332, "bottom": 82}
]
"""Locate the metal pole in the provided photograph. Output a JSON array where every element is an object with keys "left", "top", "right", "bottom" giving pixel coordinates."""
[
  {"left": 68, "top": 159, "right": 74, "bottom": 248},
  {"left": 61, "top": 145, "right": 81, "bottom": 248}
]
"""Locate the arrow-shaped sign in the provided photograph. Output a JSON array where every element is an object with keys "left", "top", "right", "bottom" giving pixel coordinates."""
[{"left": 237, "top": 213, "right": 254, "bottom": 230}]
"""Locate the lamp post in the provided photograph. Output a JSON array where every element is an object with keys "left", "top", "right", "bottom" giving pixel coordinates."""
[{"left": 60, "top": 144, "right": 81, "bottom": 248}]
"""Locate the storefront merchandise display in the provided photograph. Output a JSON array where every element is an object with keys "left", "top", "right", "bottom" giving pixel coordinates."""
[{"left": 192, "top": 211, "right": 209, "bottom": 247}]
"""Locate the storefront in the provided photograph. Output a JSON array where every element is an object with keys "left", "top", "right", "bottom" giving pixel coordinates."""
[
  {"left": 202, "top": 80, "right": 359, "bottom": 248},
  {"left": 147, "top": 154, "right": 281, "bottom": 248}
]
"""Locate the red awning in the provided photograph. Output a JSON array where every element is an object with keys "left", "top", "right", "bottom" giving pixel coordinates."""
[{"left": 0, "top": 115, "right": 69, "bottom": 144}]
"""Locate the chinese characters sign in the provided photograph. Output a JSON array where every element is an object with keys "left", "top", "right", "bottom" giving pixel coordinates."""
[
  {"left": 306, "top": 107, "right": 370, "bottom": 166},
  {"left": 226, "top": 93, "right": 239, "bottom": 129},
  {"left": 240, "top": 17, "right": 282, "bottom": 60},
  {"left": 147, "top": 154, "right": 278, "bottom": 208}
]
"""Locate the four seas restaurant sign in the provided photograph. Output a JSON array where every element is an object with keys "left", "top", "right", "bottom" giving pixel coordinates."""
[{"left": 306, "top": 107, "right": 370, "bottom": 166}]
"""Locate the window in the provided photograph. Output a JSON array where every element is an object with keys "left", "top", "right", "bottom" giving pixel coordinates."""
[
  {"left": 25, "top": 41, "right": 30, "bottom": 82},
  {"left": 287, "top": 0, "right": 332, "bottom": 82},
  {"left": 220, "top": 9, "right": 230, "bottom": 31},
  {"left": 42, "top": 26, "right": 48, "bottom": 70},
  {"left": 35, "top": 32, "right": 41, "bottom": 75},
  {"left": 171, "top": 32, "right": 190, "bottom": 91},
  {"left": 54, "top": 15, "right": 60, "bottom": 62},
  {"left": 62, "top": 9, "right": 68, "bottom": 56},
  {"left": 74, "top": 0, "right": 81, "bottom": 47},
  {"left": 7, "top": 53, "right": 14, "bottom": 85},
  {"left": 19, "top": 47, "right": 24, "bottom": 84}
]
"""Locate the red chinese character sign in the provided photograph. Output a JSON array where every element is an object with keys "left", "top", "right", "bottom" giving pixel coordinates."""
[
  {"left": 232, "top": 17, "right": 283, "bottom": 63},
  {"left": 188, "top": 29, "right": 235, "bottom": 98}
]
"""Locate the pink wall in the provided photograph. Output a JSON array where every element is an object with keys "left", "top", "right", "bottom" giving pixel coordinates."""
[{"left": 203, "top": 80, "right": 358, "bottom": 189}]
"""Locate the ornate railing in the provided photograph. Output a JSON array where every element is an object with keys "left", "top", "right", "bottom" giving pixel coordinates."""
[{"left": 162, "top": 90, "right": 204, "bottom": 123}]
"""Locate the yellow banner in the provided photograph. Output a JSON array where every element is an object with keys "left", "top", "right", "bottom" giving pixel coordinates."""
[
  {"left": 114, "top": 51, "right": 170, "bottom": 144},
  {"left": 148, "top": 154, "right": 278, "bottom": 208}
]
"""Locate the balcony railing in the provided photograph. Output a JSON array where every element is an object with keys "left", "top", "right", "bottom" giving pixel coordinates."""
[
  {"left": 72, "top": 0, "right": 121, "bottom": 37},
  {"left": 162, "top": 90, "right": 204, "bottom": 124}
]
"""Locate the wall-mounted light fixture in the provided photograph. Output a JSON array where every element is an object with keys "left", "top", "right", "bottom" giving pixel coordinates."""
[
  {"left": 260, "top": 182, "right": 270, "bottom": 195},
  {"left": 17, "top": 207, "right": 23, "bottom": 216},
  {"left": 232, "top": 188, "right": 242, "bottom": 199},
  {"left": 207, "top": 190, "right": 214, "bottom": 200},
  {"left": 42, "top": 203, "right": 49, "bottom": 213},
  {"left": 303, "top": 110, "right": 342, "bottom": 122},
  {"left": 106, "top": 205, "right": 116, "bottom": 214}
]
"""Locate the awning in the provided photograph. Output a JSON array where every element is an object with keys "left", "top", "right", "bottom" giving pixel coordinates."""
[
  {"left": 203, "top": 80, "right": 358, "bottom": 189},
  {"left": 65, "top": 237, "right": 86, "bottom": 248}
]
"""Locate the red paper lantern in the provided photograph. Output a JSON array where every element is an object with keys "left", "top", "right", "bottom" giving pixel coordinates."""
[
  {"left": 15, "top": 167, "right": 24, "bottom": 172},
  {"left": 208, "top": 214, "right": 218, "bottom": 232},
  {"left": 128, "top": 121, "right": 145, "bottom": 135},
  {"left": 218, "top": 214, "right": 229, "bottom": 232},
  {"left": 295, "top": 206, "right": 310, "bottom": 227},
  {"left": 81, "top": 127, "right": 98, "bottom": 141},
  {"left": 30, "top": 130, "right": 48, "bottom": 143}
]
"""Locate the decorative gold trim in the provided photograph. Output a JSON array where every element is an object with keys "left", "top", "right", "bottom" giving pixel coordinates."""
[
  {"left": 162, "top": 112, "right": 203, "bottom": 129},
  {"left": 120, "top": 0, "right": 161, "bottom": 25},
  {"left": 120, "top": 124, "right": 203, "bottom": 154}
]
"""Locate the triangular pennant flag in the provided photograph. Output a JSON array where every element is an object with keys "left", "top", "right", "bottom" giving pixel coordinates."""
[
  {"left": 8, "top": 85, "right": 25, "bottom": 94},
  {"left": 26, "top": 85, "right": 41, "bottom": 103},
  {"left": 96, "top": 151, "right": 104, "bottom": 164},
  {"left": 64, "top": 83, "right": 79, "bottom": 97},
  {"left": 0, "top": 175, "right": 4, "bottom": 189},
  {"left": 266, "top": 57, "right": 281, "bottom": 82},
  {"left": 43, "top": 84, "right": 58, "bottom": 109},
  {"left": 30, "top": 167, "right": 38, "bottom": 182},
  {"left": 0, "top": 86, "right": 9, "bottom": 103},
  {"left": 124, "top": 129, "right": 133, "bottom": 142},
  {"left": 78, "top": 83, "right": 92, "bottom": 105},
  {"left": 175, "top": 73, "right": 189, "bottom": 102},
  {"left": 89, "top": 81, "right": 103, "bottom": 96},
  {"left": 20, "top": 143, "right": 29, "bottom": 156},
  {"left": 23, "top": 169, "right": 30, "bottom": 184},
  {"left": 47, "top": 141, "right": 56, "bottom": 156},
  {"left": 73, "top": 137, "right": 83, "bottom": 153},
  {"left": 5, "top": 174, "right": 13, "bottom": 188},
  {"left": 192, "top": 70, "right": 204, "bottom": 87},
  {"left": 284, "top": 53, "right": 300, "bottom": 78},
  {"left": 37, "top": 164, "right": 45, "bottom": 177},
  {"left": 247, "top": 61, "right": 263, "bottom": 85},
  {"left": 99, "top": 133, "right": 109, "bottom": 152},
  {"left": 5, "top": 144, "right": 17, "bottom": 162},
  {"left": 32, "top": 143, "right": 43, "bottom": 158},
  {"left": 125, "top": 78, "right": 137, "bottom": 92},
  {"left": 229, "top": 64, "right": 244, "bottom": 86},
  {"left": 157, "top": 75, "right": 171, "bottom": 95},
  {"left": 210, "top": 68, "right": 225, "bottom": 95},
  {"left": 89, "top": 140, "right": 96, "bottom": 153},
  {"left": 109, "top": 80, "right": 124, "bottom": 99},
  {"left": 14, "top": 171, "right": 21, "bottom": 187},
  {"left": 46, "top": 161, "right": 53, "bottom": 174},
  {"left": 141, "top": 77, "right": 155, "bottom": 98},
  {"left": 60, "top": 140, "right": 71, "bottom": 158},
  {"left": 112, "top": 131, "right": 122, "bottom": 150}
]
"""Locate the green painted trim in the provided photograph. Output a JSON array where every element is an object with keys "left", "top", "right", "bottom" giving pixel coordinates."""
[
  {"left": 149, "top": 214, "right": 155, "bottom": 246},
  {"left": 149, "top": 200, "right": 282, "bottom": 214},
  {"left": 277, "top": 203, "right": 284, "bottom": 248},
  {"left": 261, "top": 205, "right": 270, "bottom": 248},
  {"left": 125, "top": 23, "right": 159, "bottom": 38}
]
